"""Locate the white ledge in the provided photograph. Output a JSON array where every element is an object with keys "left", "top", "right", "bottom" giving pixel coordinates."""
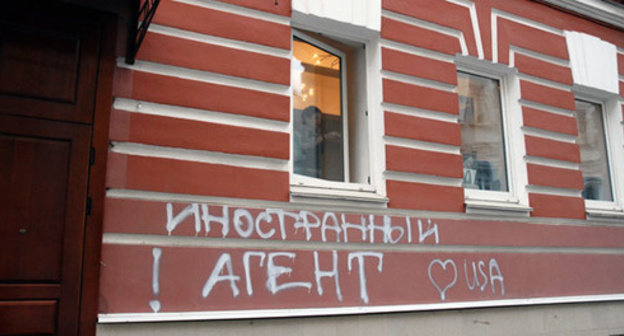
[
  {"left": 290, "top": 184, "right": 389, "bottom": 208},
  {"left": 538, "top": 0, "right": 624, "bottom": 29},
  {"left": 586, "top": 208, "right": 624, "bottom": 223},
  {"left": 465, "top": 199, "right": 532, "bottom": 217}
]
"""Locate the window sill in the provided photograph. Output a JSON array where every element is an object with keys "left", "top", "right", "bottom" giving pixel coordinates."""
[
  {"left": 290, "top": 184, "right": 388, "bottom": 208},
  {"left": 585, "top": 207, "right": 624, "bottom": 223},
  {"left": 465, "top": 199, "right": 532, "bottom": 217}
]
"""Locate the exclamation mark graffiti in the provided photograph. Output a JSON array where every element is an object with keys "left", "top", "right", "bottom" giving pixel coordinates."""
[{"left": 149, "top": 247, "right": 162, "bottom": 313}]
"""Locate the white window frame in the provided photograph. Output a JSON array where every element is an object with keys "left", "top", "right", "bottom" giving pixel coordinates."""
[
  {"left": 573, "top": 86, "right": 624, "bottom": 219},
  {"left": 456, "top": 56, "right": 531, "bottom": 216},
  {"left": 289, "top": 15, "right": 387, "bottom": 207}
]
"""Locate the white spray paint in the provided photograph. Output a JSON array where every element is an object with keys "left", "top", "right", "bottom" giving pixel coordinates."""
[
  {"left": 202, "top": 253, "right": 240, "bottom": 298},
  {"left": 313, "top": 250, "right": 342, "bottom": 301},
  {"left": 428, "top": 259, "right": 458, "bottom": 301},
  {"left": 347, "top": 252, "right": 384, "bottom": 304},
  {"left": 266, "top": 252, "right": 312, "bottom": 294},
  {"left": 149, "top": 247, "right": 162, "bottom": 313}
]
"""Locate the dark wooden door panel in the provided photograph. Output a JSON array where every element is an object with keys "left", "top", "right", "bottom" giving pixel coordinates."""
[
  {"left": 0, "top": 134, "right": 71, "bottom": 281},
  {"left": 0, "top": 6, "right": 101, "bottom": 124},
  {"left": 0, "top": 114, "right": 91, "bottom": 335},
  {"left": 0, "top": 300, "right": 57, "bottom": 335}
]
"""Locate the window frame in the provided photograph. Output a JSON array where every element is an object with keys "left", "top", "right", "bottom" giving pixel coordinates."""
[
  {"left": 289, "top": 23, "right": 386, "bottom": 207},
  {"left": 573, "top": 89, "right": 624, "bottom": 216},
  {"left": 455, "top": 56, "right": 530, "bottom": 215}
]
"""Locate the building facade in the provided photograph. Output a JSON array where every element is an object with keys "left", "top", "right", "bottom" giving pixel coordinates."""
[{"left": 2, "top": 0, "right": 624, "bottom": 335}]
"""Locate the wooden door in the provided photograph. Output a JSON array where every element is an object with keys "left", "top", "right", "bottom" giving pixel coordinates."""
[{"left": 0, "top": 3, "right": 103, "bottom": 335}]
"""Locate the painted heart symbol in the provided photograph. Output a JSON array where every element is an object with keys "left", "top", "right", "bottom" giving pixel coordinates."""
[{"left": 428, "top": 259, "right": 457, "bottom": 301}]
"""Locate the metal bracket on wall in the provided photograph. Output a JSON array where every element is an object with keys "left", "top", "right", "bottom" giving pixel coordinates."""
[{"left": 125, "top": 0, "right": 161, "bottom": 64}]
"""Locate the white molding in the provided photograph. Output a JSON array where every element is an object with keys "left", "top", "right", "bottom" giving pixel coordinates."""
[
  {"left": 383, "top": 136, "right": 461, "bottom": 155},
  {"left": 382, "top": 9, "right": 468, "bottom": 55},
  {"left": 98, "top": 294, "right": 624, "bottom": 323},
  {"left": 509, "top": 46, "right": 570, "bottom": 67},
  {"left": 148, "top": 24, "right": 290, "bottom": 57},
  {"left": 382, "top": 102, "right": 460, "bottom": 124},
  {"left": 524, "top": 155, "right": 580, "bottom": 170},
  {"left": 521, "top": 126, "right": 578, "bottom": 144},
  {"left": 465, "top": 199, "right": 532, "bottom": 217},
  {"left": 519, "top": 99, "right": 575, "bottom": 117},
  {"left": 104, "top": 189, "right": 624, "bottom": 226},
  {"left": 117, "top": 59, "right": 290, "bottom": 96},
  {"left": 174, "top": 0, "right": 290, "bottom": 25},
  {"left": 380, "top": 39, "right": 455, "bottom": 63},
  {"left": 445, "top": 0, "right": 484, "bottom": 59},
  {"left": 290, "top": 185, "right": 388, "bottom": 207},
  {"left": 113, "top": 98, "right": 289, "bottom": 133},
  {"left": 384, "top": 170, "right": 463, "bottom": 187},
  {"left": 526, "top": 185, "right": 582, "bottom": 198},
  {"left": 539, "top": 0, "right": 624, "bottom": 29},
  {"left": 110, "top": 142, "right": 288, "bottom": 172},
  {"left": 518, "top": 73, "right": 572, "bottom": 91},
  {"left": 381, "top": 70, "right": 457, "bottom": 93},
  {"left": 491, "top": 9, "right": 563, "bottom": 64}
]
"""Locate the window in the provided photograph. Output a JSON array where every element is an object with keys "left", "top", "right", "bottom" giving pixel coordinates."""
[
  {"left": 292, "top": 34, "right": 346, "bottom": 182},
  {"left": 290, "top": 28, "right": 385, "bottom": 206},
  {"left": 455, "top": 57, "right": 530, "bottom": 216},
  {"left": 575, "top": 99, "right": 613, "bottom": 202},
  {"left": 458, "top": 72, "right": 508, "bottom": 193}
]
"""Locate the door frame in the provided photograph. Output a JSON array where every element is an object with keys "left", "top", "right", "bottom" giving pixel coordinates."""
[{"left": 76, "top": 10, "right": 117, "bottom": 336}]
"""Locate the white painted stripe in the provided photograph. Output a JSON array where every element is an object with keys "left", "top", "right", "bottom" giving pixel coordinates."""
[
  {"left": 100, "top": 232, "right": 624, "bottom": 255},
  {"left": 382, "top": 9, "right": 468, "bottom": 55},
  {"left": 519, "top": 99, "right": 575, "bottom": 117},
  {"left": 98, "top": 294, "right": 624, "bottom": 323},
  {"left": 384, "top": 136, "right": 460, "bottom": 155},
  {"left": 149, "top": 24, "right": 290, "bottom": 57},
  {"left": 522, "top": 126, "right": 577, "bottom": 144},
  {"left": 113, "top": 98, "right": 289, "bottom": 133},
  {"left": 526, "top": 185, "right": 582, "bottom": 198},
  {"left": 382, "top": 102, "right": 459, "bottom": 124},
  {"left": 509, "top": 46, "right": 570, "bottom": 67},
  {"left": 524, "top": 155, "right": 580, "bottom": 170},
  {"left": 110, "top": 141, "right": 288, "bottom": 171},
  {"left": 518, "top": 73, "right": 572, "bottom": 91},
  {"left": 380, "top": 39, "right": 455, "bottom": 63},
  {"left": 445, "top": 0, "right": 484, "bottom": 59},
  {"left": 381, "top": 70, "right": 456, "bottom": 92},
  {"left": 619, "top": 75, "right": 624, "bottom": 82},
  {"left": 173, "top": 0, "right": 290, "bottom": 25},
  {"left": 384, "top": 170, "right": 462, "bottom": 187},
  {"left": 117, "top": 59, "right": 290, "bottom": 96}
]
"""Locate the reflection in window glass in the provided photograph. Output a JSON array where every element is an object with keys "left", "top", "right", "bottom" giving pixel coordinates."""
[
  {"left": 575, "top": 100, "right": 613, "bottom": 201},
  {"left": 458, "top": 72, "right": 508, "bottom": 192},
  {"left": 292, "top": 37, "right": 344, "bottom": 181}
]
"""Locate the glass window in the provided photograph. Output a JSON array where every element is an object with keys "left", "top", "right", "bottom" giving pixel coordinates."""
[
  {"left": 458, "top": 72, "right": 508, "bottom": 192},
  {"left": 292, "top": 36, "right": 346, "bottom": 182},
  {"left": 575, "top": 100, "right": 613, "bottom": 201}
]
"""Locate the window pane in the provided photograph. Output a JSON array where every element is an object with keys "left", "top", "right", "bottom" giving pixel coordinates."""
[
  {"left": 458, "top": 72, "right": 508, "bottom": 192},
  {"left": 292, "top": 37, "right": 344, "bottom": 181},
  {"left": 575, "top": 100, "right": 613, "bottom": 201}
]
